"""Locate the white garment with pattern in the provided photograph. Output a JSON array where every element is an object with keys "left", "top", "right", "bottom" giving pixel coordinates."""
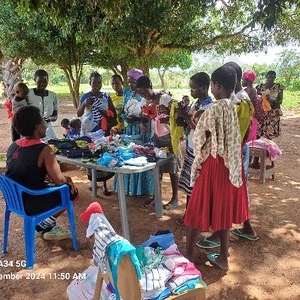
[{"left": 191, "top": 99, "right": 242, "bottom": 188}]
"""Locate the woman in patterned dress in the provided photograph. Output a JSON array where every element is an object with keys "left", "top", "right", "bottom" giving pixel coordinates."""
[{"left": 256, "top": 70, "right": 284, "bottom": 139}]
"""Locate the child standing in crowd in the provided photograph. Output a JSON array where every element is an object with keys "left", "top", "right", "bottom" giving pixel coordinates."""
[
  {"left": 10, "top": 82, "right": 30, "bottom": 141},
  {"left": 177, "top": 72, "right": 213, "bottom": 227},
  {"left": 200, "top": 62, "right": 258, "bottom": 249},
  {"left": 184, "top": 65, "right": 249, "bottom": 271},
  {"left": 110, "top": 74, "right": 124, "bottom": 134},
  {"left": 27, "top": 70, "right": 58, "bottom": 140}
]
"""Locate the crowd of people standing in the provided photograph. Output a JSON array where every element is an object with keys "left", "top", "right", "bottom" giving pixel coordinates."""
[{"left": 4, "top": 63, "right": 284, "bottom": 271}]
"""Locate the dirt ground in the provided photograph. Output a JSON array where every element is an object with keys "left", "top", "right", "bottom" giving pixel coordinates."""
[{"left": 0, "top": 102, "right": 299, "bottom": 300}]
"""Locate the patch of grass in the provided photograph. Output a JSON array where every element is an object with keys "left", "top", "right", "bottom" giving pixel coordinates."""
[
  {"left": 40, "top": 83, "right": 300, "bottom": 108},
  {"left": 282, "top": 91, "right": 300, "bottom": 108}
]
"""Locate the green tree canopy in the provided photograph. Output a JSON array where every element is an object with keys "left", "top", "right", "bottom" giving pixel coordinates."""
[
  {"left": 0, "top": 1, "right": 106, "bottom": 106},
  {"left": 2, "top": 0, "right": 300, "bottom": 106}
]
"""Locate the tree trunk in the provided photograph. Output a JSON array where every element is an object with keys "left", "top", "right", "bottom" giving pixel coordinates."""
[
  {"left": 111, "top": 63, "right": 129, "bottom": 86},
  {"left": 61, "top": 65, "right": 82, "bottom": 108},
  {"left": 137, "top": 59, "right": 150, "bottom": 77},
  {"left": 0, "top": 57, "right": 24, "bottom": 97},
  {"left": 157, "top": 68, "right": 166, "bottom": 89}
]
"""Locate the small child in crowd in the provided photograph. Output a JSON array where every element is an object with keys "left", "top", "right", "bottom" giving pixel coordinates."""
[
  {"left": 61, "top": 118, "right": 81, "bottom": 140},
  {"left": 9, "top": 82, "right": 30, "bottom": 141},
  {"left": 68, "top": 119, "right": 81, "bottom": 139},
  {"left": 176, "top": 95, "right": 190, "bottom": 127},
  {"left": 12, "top": 82, "right": 29, "bottom": 113},
  {"left": 61, "top": 118, "right": 70, "bottom": 137}
]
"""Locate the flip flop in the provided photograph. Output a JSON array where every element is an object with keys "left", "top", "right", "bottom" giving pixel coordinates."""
[
  {"left": 196, "top": 237, "right": 221, "bottom": 249},
  {"left": 231, "top": 228, "right": 259, "bottom": 241},
  {"left": 206, "top": 253, "right": 228, "bottom": 271}
]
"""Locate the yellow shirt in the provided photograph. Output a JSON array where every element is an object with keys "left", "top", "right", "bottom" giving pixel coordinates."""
[
  {"left": 234, "top": 90, "right": 254, "bottom": 143},
  {"left": 236, "top": 99, "right": 253, "bottom": 142},
  {"left": 110, "top": 93, "right": 124, "bottom": 131}
]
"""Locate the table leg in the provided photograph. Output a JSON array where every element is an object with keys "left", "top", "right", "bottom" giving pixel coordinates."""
[
  {"left": 153, "top": 166, "right": 163, "bottom": 218},
  {"left": 116, "top": 173, "right": 130, "bottom": 240},
  {"left": 91, "top": 169, "right": 97, "bottom": 198}
]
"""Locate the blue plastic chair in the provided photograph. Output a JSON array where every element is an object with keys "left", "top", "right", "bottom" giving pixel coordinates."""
[{"left": 0, "top": 173, "right": 78, "bottom": 269}]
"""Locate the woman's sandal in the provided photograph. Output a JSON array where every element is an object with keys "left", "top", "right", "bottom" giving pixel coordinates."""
[{"left": 196, "top": 237, "right": 221, "bottom": 249}]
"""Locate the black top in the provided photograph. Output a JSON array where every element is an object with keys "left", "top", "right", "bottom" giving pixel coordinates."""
[{"left": 6, "top": 142, "right": 48, "bottom": 189}]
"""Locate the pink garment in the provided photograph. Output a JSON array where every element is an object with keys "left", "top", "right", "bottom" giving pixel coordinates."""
[
  {"left": 247, "top": 137, "right": 282, "bottom": 161},
  {"left": 247, "top": 118, "right": 258, "bottom": 142},
  {"left": 163, "top": 244, "right": 201, "bottom": 280},
  {"left": 154, "top": 114, "right": 170, "bottom": 137}
]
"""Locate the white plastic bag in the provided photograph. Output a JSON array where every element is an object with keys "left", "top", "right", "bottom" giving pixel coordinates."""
[
  {"left": 124, "top": 99, "right": 142, "bottom": 118},
  {"left": 67, "top": 265, "right": 116, "bottom": 300}
]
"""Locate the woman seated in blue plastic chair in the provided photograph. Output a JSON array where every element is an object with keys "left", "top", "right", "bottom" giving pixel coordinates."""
[{"left": 6, "top": 105, "right": 79, "bottom": 241}]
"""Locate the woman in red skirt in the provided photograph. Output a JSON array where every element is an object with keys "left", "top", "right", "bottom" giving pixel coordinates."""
[{"left": 184, "top": 65, "right": 249, "bottom": 271}]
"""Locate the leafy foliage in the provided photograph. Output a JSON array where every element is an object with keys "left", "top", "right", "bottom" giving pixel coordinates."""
[
  {"left": 1, "top": 0, "right": 300, "bottom": 107},
  {"left": 275, "top": 49, "right": 300, "bottom": 90}
]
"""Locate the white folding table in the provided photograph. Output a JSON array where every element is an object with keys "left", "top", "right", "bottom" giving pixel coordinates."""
[{"left": 56, "top": 155, "right": 172, "bottom": 240}]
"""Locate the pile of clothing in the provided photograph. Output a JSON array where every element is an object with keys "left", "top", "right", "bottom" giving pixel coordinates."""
[
  {"left": 139, "top": 230, "right": 206, "bottom": 299},
  {"left": 67, "top": 202, "right": 206, "bottom": 300}
]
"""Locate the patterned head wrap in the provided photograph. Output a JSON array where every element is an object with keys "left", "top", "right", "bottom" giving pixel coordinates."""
[{"left": 127, "top": 68, "right": 144, "bottom": 80}]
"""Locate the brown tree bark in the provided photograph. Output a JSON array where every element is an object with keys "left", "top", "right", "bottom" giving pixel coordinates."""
[{"left": 0, "top": 56, "right": 24, "bottom": 97}]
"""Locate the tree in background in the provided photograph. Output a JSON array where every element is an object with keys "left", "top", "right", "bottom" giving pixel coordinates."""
[
  {"left": 275, "top": 49, "right": 300, "bottom": 90},
  {"left": 0, "top": 1, "right": 105, "bottom": 106},
  {"left": 150, "top": 51, "right": 192, "bottom": 89},
  {"left": 0, "top": 3, "right": 28, "bottom": 97},
  {"left": 1, "top": 0, "right": 300, "bottom": 106}
]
